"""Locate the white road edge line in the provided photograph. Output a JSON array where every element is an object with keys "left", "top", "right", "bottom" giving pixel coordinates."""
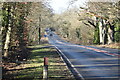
[{"left": 53, "top": 45, "right": 85, "bottom": 80}]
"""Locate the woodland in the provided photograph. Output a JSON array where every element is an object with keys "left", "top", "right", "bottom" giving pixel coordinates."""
[{"left": 0, "top": 0, "right": 120, "bottom": 75}]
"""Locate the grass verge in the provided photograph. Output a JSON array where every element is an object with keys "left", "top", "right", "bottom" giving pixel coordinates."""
[
  {"left": 3, "top": 44, "right": 75, "bottom": 80},
  {"left": 91, "top": 43, "right": 120, "bottom": 49}
]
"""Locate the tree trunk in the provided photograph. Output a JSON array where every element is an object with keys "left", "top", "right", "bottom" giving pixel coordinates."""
[
  {"left": 93, "top": 27, "right": 99, "bottom": 44},
  {"left": 98, "top": 20, "right": 103, "bottom": 44},
  {"left": 39, "top": 17, "right": 41, "bottom": 44},
  {"left": 87, "top": 17, "right": 100, "bottom": 44},
  {"left": 99, "top": 19, "right": 107, "bottom": 44},
  {"left": 39, "top": 27, "right": 41, "bottom": 44},
  {"left": 107, "top": 25, "right": 114, "bottom": 44},
  {"left": 102, "top": 20, "right": 107, "bottom": 44},
  {"left": 102, "top": 27, "right": 106, "bottom": 45},
  {"left": 4, "top": 27, "right": 11, "bottom": 57}
]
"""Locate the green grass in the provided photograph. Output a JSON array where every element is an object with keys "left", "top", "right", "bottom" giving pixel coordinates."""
[{"left": 4, "top": 44, "right": 74, "bottom": 80}]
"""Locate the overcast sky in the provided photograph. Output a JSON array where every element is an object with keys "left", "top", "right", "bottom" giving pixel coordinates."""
[{"left": 49, "top": 0, "right": 87, "bottom": 14}]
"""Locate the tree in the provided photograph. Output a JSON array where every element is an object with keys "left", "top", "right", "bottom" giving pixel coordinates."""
[
  {"left": 2, "top": 3, "right": 13, "bottom": 58},
  {"left": 1, "top": 2, "right": 32, "bottom": 60},
  {"left": 78, "top": 1, "right": 119, "bottom": 44},
  {"left": 26, "top": 2, "right": 54, "bottom": 45}
]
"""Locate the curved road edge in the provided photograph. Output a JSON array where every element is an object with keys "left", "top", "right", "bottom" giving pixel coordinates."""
[{"left": 53, "top": 45, "right": 85, "bottom": 80}]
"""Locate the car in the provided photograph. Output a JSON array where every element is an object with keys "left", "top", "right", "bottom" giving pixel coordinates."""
[{"left": 50, "top": 34, "right": 53, "bottom": 36}]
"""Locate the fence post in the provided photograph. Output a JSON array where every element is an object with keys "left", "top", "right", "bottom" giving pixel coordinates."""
[{"left": 43, "top": 57, "right": 48, "bottom": 80}]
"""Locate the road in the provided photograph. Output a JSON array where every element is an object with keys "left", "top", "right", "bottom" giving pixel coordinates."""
[{"left": 47, "top": 32, "right": 120, "bottom": 80}]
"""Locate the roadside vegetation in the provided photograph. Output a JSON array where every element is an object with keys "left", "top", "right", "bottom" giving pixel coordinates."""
[
  {"left": 91, "top": 43, "right": 120, "bottom": 49},
  {"left": 1, "top": 0, "right": 120, "bottom": 80},
  {"left": 2, "top": 43, "right": 74, "bottom": 80},
  {"left": 52, "top": 1, "right": 120, "bottom": 49}
]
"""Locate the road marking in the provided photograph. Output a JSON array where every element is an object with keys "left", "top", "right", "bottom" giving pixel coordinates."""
[
  {"left": 49, "top": 37, "right": 120, "bottom": 79},
  {"left": 78, "top": 45, "right": 120, "bottom": 57},
  {"left": 55, "top": 40, "right": 120, "bottom": 57},
  {"left": 53, "top": 45, "right": 85, "bottom": 80}
]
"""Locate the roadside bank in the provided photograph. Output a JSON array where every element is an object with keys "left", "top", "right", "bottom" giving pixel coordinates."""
[{"left": 2, "top": 44, "right": 75, "bottom": 80}]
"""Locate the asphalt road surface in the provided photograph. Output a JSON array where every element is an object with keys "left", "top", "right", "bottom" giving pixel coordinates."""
[{"left": 47, "top": 32, "right": 120, "bottom": 80}]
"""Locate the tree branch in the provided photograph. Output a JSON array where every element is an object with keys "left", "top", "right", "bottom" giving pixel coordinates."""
[{"left": 87, "top": 20, "right": 96, "bottom": 28}]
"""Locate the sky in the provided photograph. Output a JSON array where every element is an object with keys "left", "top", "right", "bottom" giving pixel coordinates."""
[{"left": 49, "top": 0, "right": 87, "bottom": 14}]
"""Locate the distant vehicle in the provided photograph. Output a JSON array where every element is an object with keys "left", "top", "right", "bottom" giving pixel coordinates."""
[
  {"left": 49, "top": 27, "right": 55, "bottom": 31},
  {"left": 44, "top": 35, "right": 47, "bottom": 37},
  {"left": 50, "top": 34, "right": 53, "bottom": 36},
  {"left": 45, "top": 28, "right": 50, "bottom": 32}
]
